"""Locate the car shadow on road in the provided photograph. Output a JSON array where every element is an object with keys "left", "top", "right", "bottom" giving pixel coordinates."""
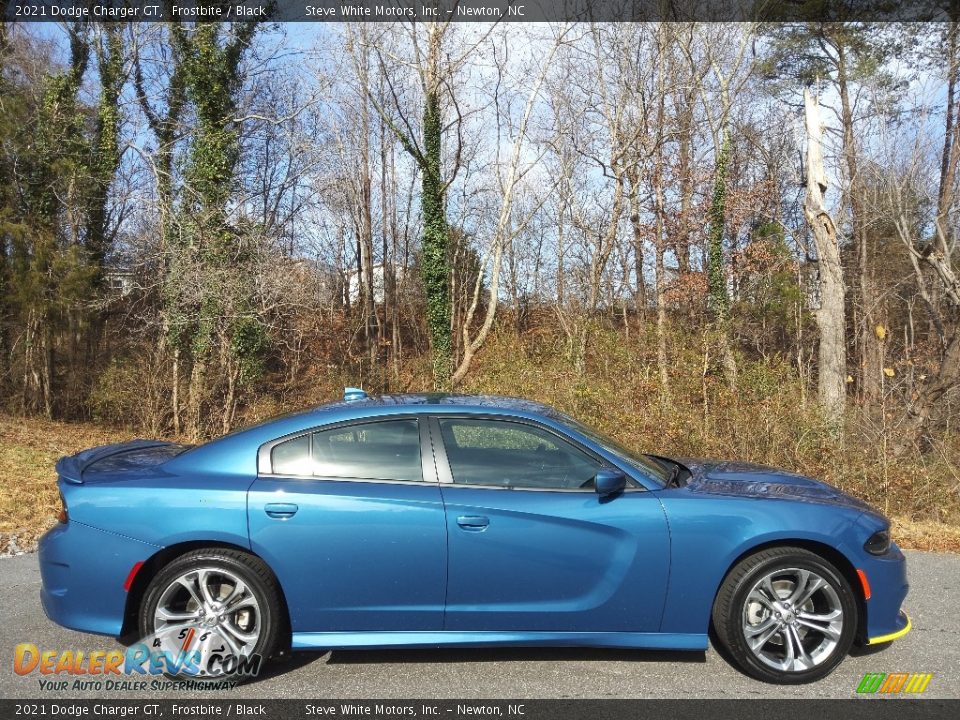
[
  {"left": 225, "top": 645, "right": 708, "bottom": 687},
  {"left": 307, "top": 647, "right": 705, "bottom": 666},
  {"left": 249, "top": 647, "right": 704, "bottom": 684},
  {"left": 849, "top": 641, "right": 893, "bottom": 658}
]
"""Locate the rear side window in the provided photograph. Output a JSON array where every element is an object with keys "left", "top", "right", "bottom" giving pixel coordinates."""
[
  {"left": 270, "top": 419, "right": 423, "bottom": 482},
  {"left": 271, "top": 435, "right": 311, "bottom": 475}
]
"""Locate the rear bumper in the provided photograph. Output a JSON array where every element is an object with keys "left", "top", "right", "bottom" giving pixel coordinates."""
[{"left": 39, "top": 520, "right": 160, "bottom": 637}]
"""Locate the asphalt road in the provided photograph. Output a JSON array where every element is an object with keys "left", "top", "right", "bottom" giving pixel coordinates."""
[{"left": 1, "top": 550, "right": 957, "bottom": 700}]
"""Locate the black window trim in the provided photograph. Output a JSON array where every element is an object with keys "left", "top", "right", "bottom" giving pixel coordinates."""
[
  {"left": 427, "top": 414, "right": 645, "bottom": 493},
  {"left": 257, "top": 414, "right": 437, "bottom": 484}
]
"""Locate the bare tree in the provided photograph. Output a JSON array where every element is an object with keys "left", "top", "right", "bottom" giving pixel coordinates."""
[
  {"left": 451, "top": 25, "right": 569, "bottom": 385},
  {"left": 803, "top": 89, "right": 847, "bottom": 426}
]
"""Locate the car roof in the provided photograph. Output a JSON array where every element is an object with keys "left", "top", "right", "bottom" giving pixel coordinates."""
[
  {"left": 162, "top": 393, "right": 570, "bottom": 476},
  {"left": 328, "top": 393, "right": 558, "bottom": 414},
  {"left": 294, "top": 393, "right": 566, "bottom": 424}
]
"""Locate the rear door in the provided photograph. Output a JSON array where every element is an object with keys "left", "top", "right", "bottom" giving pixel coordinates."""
[
  {"left": 432, "top": 415, "right": 670, "bottom": 633},
  {"left": 247, "top": 416, "right": 447, "bottom": 633}
]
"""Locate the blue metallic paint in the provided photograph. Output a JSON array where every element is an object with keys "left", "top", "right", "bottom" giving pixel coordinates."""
[
  {"left": 60, "top": 467, "right": 253, "bottom": 551},
  {"left": 39, "top": 520, "right": 160, "bottom": 636},
  {"left": 248, "top": 476, "right": 448, "bottom": 632},
  {"left": 656, "top": 492, "right": 861, "bottom": 634},
  {"left": 38, "top": 394, "right": 909, "bottom": 657},
  {"left": 439, "top": 486, "right": 669, "bottom": 632}
]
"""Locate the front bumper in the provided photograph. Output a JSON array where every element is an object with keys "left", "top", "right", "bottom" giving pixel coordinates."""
[
  {"left": 853, "top": 523, "right": 910, "bottom": 643},
  {"left": 867, "top": 610, "right": 911, "bottom": 645},
  {"left": 39, "top": 520, "right": 159, "bottom": 637}
]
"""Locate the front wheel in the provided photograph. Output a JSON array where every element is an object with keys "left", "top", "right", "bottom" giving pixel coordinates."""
[
  {"left": 138, "top": 548, "right": 283, "bottom": 681},
  {"left": 712, "top": 547, "right": 858, "bottom": 684}
]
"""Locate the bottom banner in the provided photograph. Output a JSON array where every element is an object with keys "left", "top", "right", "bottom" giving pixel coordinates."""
[{"left": 1, "top": 699, "right": 957, "bottom": 720}]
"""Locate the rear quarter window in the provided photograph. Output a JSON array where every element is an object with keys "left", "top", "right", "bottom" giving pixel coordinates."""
[{"left": 269, "top": 419, "right": 423, "bottom": 482}]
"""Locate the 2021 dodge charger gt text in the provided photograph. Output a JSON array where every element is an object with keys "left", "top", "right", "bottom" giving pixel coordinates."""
[{"left": 39, "top": 391, "right": 910, "bottom": 684}]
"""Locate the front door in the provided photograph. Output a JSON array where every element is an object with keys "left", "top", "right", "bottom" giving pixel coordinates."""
[
  {"left": 248, "top": 416, "right": 447, "bottom": 633},
  {"left": 431, "top": 416, "right": 670, "bottom": 633}
]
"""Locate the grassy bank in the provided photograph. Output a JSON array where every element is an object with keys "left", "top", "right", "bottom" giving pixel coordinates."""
[
  {"left": 3, "top": 325, "right": 960, "bottom": 554},
  {"left": 0, "top": 415, "right": 135, "bottom": 554},
  {"left": 0, "top": 366, "right": 960, "bottom": 553}
]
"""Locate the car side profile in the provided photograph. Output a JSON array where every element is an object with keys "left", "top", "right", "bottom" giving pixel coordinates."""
[{"left": 39, "top": 391, "right": 910, "bottom": 684}]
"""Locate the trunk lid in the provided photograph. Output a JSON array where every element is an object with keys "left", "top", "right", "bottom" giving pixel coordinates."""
[{"left": 56, "top": 440, "right": 192, "bottom": 484}]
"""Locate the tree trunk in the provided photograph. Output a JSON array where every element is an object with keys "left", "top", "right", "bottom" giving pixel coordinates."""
[
  {"left": 380, "top": 114, "right": 393, "bottom": 379},
  {"left": 675, "top": 106, "right": 693, "bottom": 275},
  {"left": 837, "top": 43, "right": 881, "bottom": 404},
  {"left": 655, "top": 243, "right": 670, "bottom": 403},
  {"left": 707, "top": 128, "right": 738, "bottom": 390},
  {"left": 187, "top": 358, "right": 206, "bottom": 442},
  {"left": 171, "top": 345, "right": 181, "bottom": 436},
  {"left": 222, "top": 361, "right": 239, "bottom": 436},
  {"left": 803, "top": 89, "right": 847, "bottom": 427},
  {"left": 627, "top": 171, "right": 647, "bottom": 318},
  {"left": 937, "top": 20, "right": 960, "bottom": 254},
  {"left": 653, "top": 165, "right": 671, "bottom": 402},
  {"left": 359, "top": 71, "right": 379, "bottom": 366},
  {"left": 41, "top": 323, "right": 53, "bottom": 419},
  {"left": 895, "top": 332, "right": 960, "bottom": 453},
  {"left": 419, "top": 31, "right": 452, "bottom": 389}
]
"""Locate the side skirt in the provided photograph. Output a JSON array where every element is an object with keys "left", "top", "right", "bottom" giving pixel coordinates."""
[{"left": 291, "top": 631, "right": 708, "bottom": 652}]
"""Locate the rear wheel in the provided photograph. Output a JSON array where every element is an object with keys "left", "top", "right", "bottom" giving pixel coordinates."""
[
  {"left": 138, "top": 548, "right": 282, "bottom": 680},
  {"left": 712, "top": 547, "right": 857, "bottom": 684}
]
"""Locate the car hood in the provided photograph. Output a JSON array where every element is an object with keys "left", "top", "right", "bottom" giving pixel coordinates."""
[{"left": 676, "top": 458, "right": 873, "bottom": 512}]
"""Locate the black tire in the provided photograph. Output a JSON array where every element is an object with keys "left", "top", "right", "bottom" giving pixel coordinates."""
[
  {"left": 138, "top": 548, "right": 283, "bottom": 682},
  {"left": 712, "top": 546, "right": 858, "bottom": 684}
]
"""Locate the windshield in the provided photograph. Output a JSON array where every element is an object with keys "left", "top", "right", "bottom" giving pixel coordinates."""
[{"left": 554, "top": 412, "right": 670, "bottom": 486}]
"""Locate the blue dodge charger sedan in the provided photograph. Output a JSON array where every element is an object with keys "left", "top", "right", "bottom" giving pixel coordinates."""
[{"left": 39, "top": 391, "right": 909, "bottom": 684}]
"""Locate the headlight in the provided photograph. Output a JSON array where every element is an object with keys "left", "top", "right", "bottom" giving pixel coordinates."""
[{"left": 864, "top": 529, "right": 891, "bottom": 555}]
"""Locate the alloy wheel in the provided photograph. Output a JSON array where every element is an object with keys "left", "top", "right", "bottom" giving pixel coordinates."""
[
  {"left": 152, "top": 566, "right": 262, "bottom": 674},
  {"left": 741, "top": 567, "right": 844, "bottom": 673}
]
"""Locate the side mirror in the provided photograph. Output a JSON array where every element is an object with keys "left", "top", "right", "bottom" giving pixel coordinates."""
[{"left": 594, "top": 468, "right": 626, "bottom": 498}]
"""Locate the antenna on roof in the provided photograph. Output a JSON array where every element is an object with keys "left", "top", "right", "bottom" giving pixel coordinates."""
[{"left": 343, "top": 387, "right": 368, "bottom": 402}]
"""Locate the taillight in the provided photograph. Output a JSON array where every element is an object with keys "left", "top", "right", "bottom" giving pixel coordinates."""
[{"left": 56, "top": 490, "right": 68, "bottom": 524}]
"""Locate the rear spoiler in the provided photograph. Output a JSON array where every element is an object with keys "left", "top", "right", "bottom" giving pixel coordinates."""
[{"left": 55, "top": 440, "right": 174, "bottom": 485}]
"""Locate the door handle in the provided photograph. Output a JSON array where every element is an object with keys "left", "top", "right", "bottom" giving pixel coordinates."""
[
  {"left": 265, "top": 503, "right": 298, "bottom": 519},
  {"left": 456, "top": 515, "right": 489, "bottom": 531}
]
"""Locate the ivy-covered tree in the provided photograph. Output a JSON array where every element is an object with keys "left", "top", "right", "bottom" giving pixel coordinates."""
[
  {"left": 85, "top": 24, "right": 126, "bottom": 276},
  {"left": 169, "top": 17, "right": 269, "bottom": 438},
  {"left": 364, "top": 22, "right": 455, "bottom": 389},
  {"left": 419, "top": 73, "right": 453, "bottom": 387},
  {"left": 1, "top": 23, "right": 125, "bottom": 417},
  {"left": 133, "top": 14, "right": 189, "bottom": 432}
]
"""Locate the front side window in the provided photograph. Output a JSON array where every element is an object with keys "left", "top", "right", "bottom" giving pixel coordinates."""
[
  {"left": 270, "top": 419, "right": 422, "bottom": 482},
  {"left": 438, "top": 418, "right": 601, "bottom": 490},
  {"left": 554, "top": 412, "right": 670, "bottom": 486}
]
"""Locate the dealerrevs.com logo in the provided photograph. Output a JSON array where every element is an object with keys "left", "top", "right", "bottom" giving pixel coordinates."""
[
  {"left": 14, "top": 634, "right": 262, "bottom": 691},
  {"left": 856, "top": 673, "right": 933, "bottom": 695}
]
